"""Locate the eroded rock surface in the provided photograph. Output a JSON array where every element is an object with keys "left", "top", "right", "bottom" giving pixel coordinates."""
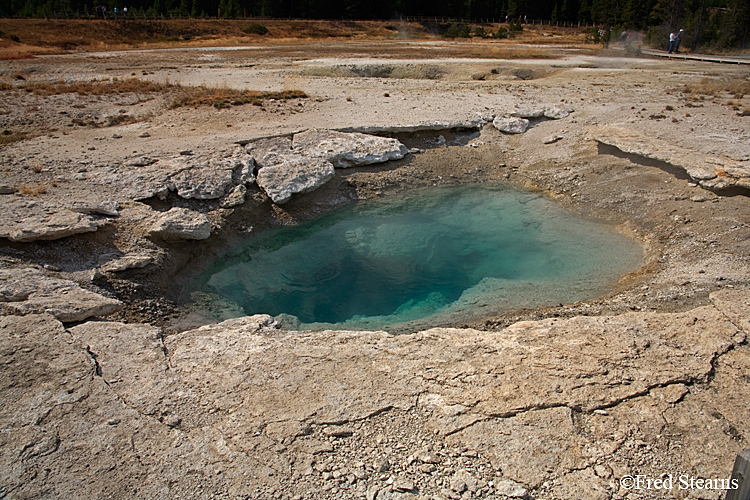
[
  {"left": 148, "top": 207, "right": 211, "bottom": 240},
  {"left": 248, "top": 129, "right": 408, "bottom": 203},
  {"left": 292, "top": 129, "right": 408, "bottom": 168},
  {"left": 256, "top": 156, "right": 335, "bottom": 204},
  {"left": 0, "top": 267, "right": 122, "bottom": 322},
  {"left": 493, "top": 116, "right": 530, "bottom": 134},
  {"left": 592, "top": 124, "right": 750, "bottom": 192},
  {"left": 1, "top": 291, "right": 747, "bottom": 499},
  {"left": 0, "top": 201, "right": 108, "bottom": 242}
]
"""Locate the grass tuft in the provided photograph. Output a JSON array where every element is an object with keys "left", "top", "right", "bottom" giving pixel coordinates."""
[
  {"left": 684, "top": 77, "right": 750, "bottom": 99},
  {"left": 170, "top": 87, "right": 307, "bottom": 109},
  {"left": 0, "top": 130, "right": 28, "bottom": 148},
  {"left": 17, "top": 78, "right": 169, "bottom": 97},
  {"left": 18, "top": 182, "right": 47, "bottom": 196}
]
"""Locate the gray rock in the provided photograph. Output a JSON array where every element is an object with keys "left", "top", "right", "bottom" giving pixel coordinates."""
[
  {"left": 0, "top": 185, "right": 15, "bottom": 194},
  {"left": 100, "top": 150, "right": 255, "bottom": 202},
  {"left": 591, "top": 125, "right": 749, "bottom": 191},
  {"left": 169, "top": 155, "right": 253, "bottom": 200},
  {"left": 99, "top": 252, "right": 157, "bottom": 273},
  {"left": 292, "top": 128, "right": 408, "bottom": 168},
  {"left": 543, "top": 135, "right": 564, "bottom": 144},
  {"left": 450, "top": 470, "right": 477, "bottom": 493},
  {"left": 69, "top": 201, "right": 120, "bottom": 217},
  {"left": 148, "top": 207, "right": 211, "bottom": 240},
  {"left": 393, "top": 478, "right": 415, "bottom": 492},
  {"left": 511, "top": 107, "right": 546, "bottom": 119},
  {"left": 0, "top": 267, "right": 122, "bottom": 322},
  {"left": 246, "top": 136, "right": 294, "bottom": 167},
  {"left": 256, "top": 157, "right": 335, "bottom": 204},
  {"left": 494, "top": 479, "right": 528, "bottom": 498},
  {"left": 348, "top": 117, "right": 485, "bottom": 134},
  {"left": 493, "top": 117, "right": 530, "bottom": 134},
  {"left": 220, "top": 184, "right": 247, "bottom": 208},
  {"left": 126, "top": 156, "right": 158, "bottom": 167},
  {"left": 544, "top": 107, "right": 573, "bottom": 119},
  {"left": 2, "top": 210, "right": 105, "bottom": 242}
]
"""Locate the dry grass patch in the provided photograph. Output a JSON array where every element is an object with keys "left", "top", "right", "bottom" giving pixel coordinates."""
[
  {"left": 0, "top": 130, "right": 28, "bottom": 148},
  {"left": 18, "top": 183, "right": 47, "bottom": 196},
  {"left": 684, "top": 77, "right": 750, "bottom": 99},
  {"left": 18, "top": 78, "right": 169, "bottom": 97},
  {"left": 170, "top": 87, "right": 307, "bottom": 109},
  {"left": 3, "top": 78, "right": 307, "bottom": 111}
]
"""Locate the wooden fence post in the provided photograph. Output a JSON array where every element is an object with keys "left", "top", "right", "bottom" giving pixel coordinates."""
[{"left": 726, "top": 449, "right": 750, "bottom": 500}]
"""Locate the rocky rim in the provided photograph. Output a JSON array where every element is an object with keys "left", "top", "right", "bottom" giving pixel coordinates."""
[{"left": 0, "top": 40, "right": 749, "bottom": 500}]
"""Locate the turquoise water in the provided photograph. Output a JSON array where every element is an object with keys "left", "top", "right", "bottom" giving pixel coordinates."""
[{"left": 189, "top": 185, "right": 642, "bottom": 330}]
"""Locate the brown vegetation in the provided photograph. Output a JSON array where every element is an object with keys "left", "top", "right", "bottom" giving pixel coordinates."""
[
  {"left": 16, "top": 78, "right": 169, "bottom": 96},
  {"left": 685, "top": 77, "right": 750, "bottom": 99},
  {"left": 169, "top": 87, "right": 307, "bottom": 109},
  {"left": 0, "top": 131, "right": 28, "bottom": 147},
  {"left": 18, "top": 182, "right": 47, "bottom": 195}
]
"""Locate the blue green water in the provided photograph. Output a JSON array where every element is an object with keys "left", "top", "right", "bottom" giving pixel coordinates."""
[{"left": 189, "top": 185, "right": 642, "bottom": 330}]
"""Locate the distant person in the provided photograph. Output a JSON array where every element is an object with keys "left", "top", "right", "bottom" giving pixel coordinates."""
[
  {"left": 668, "top": 32, "right": 676, "bottom": 53},
  {"left": 675, "top": 29, "right": 683, "bottom": 53},
  {"left": 114, "top": 6, "right": 117, "bottom": 18},
  {"left": 505, "top": 15, "right": 509, "bottom": 23}
]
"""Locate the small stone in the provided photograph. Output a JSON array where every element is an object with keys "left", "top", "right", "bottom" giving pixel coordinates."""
[
  {"left": 494, "top": 479, "right": 528, "bottom": 498},
  {"left": 139, "top": 132, "right": 151, "bottom": 138},
  {"left": 450, "top": 479, "right": 467, "bottom": 493},
  {"left": 374, "top": 457, "right": 390, "bottom": 473},
  {"left": 594, "top": 464, "right": 612, "bottom": 479},
  {"left": 163, "top": 414, "right": 181, "bottom": 428},
  {"left": 418, "top": 450, "right": 440, "bottom": 464},
  {"left": 111, "top": 134, "right": 123, "bottom": 139},
  {"left": 180, "top": 150, "right": 193, "bottom": 155},
  {"left": 323, "top": 426, "right": 354, "bottom": 438},
  {"left": 544, "top": 107, "right": 573, "bottom": 119},
  {"left": 451, "top": 470, "right": 478, "bottom": 493},
  {"left": 393, "top": 478, "right": 414, "bottom": 492},
  {"left": 543, "top": 135, "right": 564, "bottom": 144},
  {"left": 493, "top": 117, "right": 530, "bottom": 134},
  {"left": 0, "top": 185, "right": 16, "bottom": 194}
]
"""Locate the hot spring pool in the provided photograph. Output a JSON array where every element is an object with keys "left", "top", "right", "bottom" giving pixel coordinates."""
[{"left": 187, "top": 185, "right": 642, "bottom": 331}]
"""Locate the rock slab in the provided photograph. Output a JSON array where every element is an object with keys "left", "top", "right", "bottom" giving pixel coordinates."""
[
  {"left": 0, "top": 267, "right": 122, "bottom": 322},
  {"left": 148, "top": 207, "right": 211, "bottom": 240}
]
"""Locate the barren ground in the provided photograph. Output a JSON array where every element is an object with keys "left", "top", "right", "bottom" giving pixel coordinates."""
[{"left": 1, "top": 24, "right": 749, "bottom": 500}]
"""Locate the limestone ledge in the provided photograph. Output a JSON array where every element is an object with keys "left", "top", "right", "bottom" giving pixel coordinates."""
[
  {"left": 591, "top": 124, "right": 750, "bottom": 192},
  {"left": 1, "top": 289, "right": 748, "bottom": 499}
]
